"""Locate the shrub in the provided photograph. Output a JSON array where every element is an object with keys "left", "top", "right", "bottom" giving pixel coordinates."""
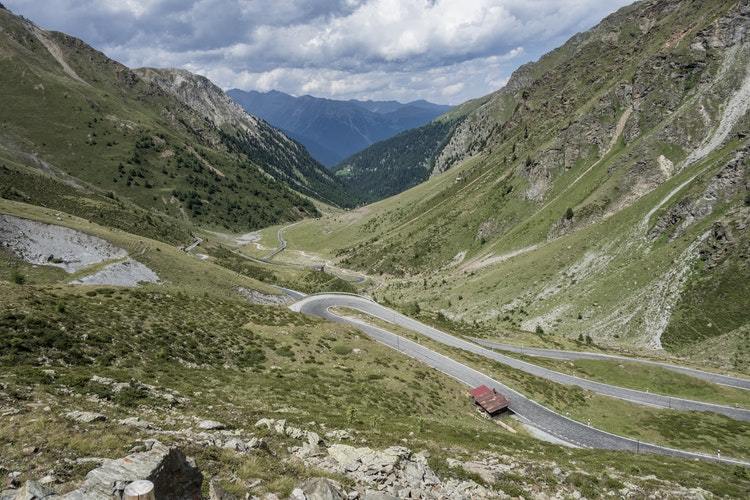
[
  {"left": 535, "top": 325, "right": 545, "bottom": 335},
  {"left": 240, "top": 346, "right": 267, "bottom": 367},
  {"left": 11, "top": 270, "right": 25, "bottom": 285},
  {"left": 332, "top": 344, "right": 352, "bottom": 356},
  {"left": 114, "top": 382, "right": 149, "bottom": 407}
]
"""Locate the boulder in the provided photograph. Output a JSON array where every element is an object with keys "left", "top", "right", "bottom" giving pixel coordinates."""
[
  {"left": 60, "top": 441, "right": 202, "bottom": 499},
  {"left": 324, "top": 430, "right": 352, "bottom": 441},
  {"left": 197, "top": 420, "right": 225, "bottom": 431},
  {"left": 118, "top": 417, "right": 153, "bottom": 430},
  {"left": 273, "top": 420, "right": 287, "bottom": 435},
  {"left": 222, "top": 438, "right": 248, "bottom": 453},
  {"left": 285, "top": 427, "right": 305, "bottom": 440},
  {"left": 65, "top": 411, "right": 106, "bottom": 424},
  {"left": 254, "top": 418, "right": 274, "bottom": 430},
  {"left": 6, "top": 481, "right": 56, "bottom": 499},
  {"left": 290, "top": 478, "right": 346, "bottom": 500},
  {"left": 327, "top": 445, "right": 408, "bottom": 476},
  {"left": 209, "top": 478, "right": 238, "bottom": 500},
  {"left": 6, "top": 472, "right": 22, "bottom": 488},
  {"left": 305, "top": 432, "right": 322, "bottom": 447},
  {"left": 246, "top": 437, "right": 267, "bottom": 450}
]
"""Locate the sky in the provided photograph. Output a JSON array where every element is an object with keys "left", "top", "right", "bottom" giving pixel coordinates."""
[{"left": 4, "top": 0, "right": 634, "bottom": 104}]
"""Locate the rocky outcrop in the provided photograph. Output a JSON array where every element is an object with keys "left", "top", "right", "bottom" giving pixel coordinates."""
[
  {"left": 699, "top": 207, "right": 749, "bottom": 269},
  {"left": 2, "top": 442, "right": 202, "bottom": 500},
  {"left": 648, "top": 147, "right": 748, "bottom": 240},
  {"left": 134, "top": 68, "right": 266, "bottom": 144},
  {"left": 62, "top": 440, "right": 201, "bottom": 499},
  {"left": 255, "top": 418, "right": 322, "bottom": 457},
  {"left": 302, "top": 445, "right": 494, "bottom": 499},
  {"left": 89, "top": 375, "right": 188, "bottom": 405},
  {"left": 1, "top": 481, "right": 56, "bottom": 499}
]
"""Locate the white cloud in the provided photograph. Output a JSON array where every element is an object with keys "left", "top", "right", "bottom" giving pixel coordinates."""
[{"left": 4, "top": 0, "right": 634, "bottom": 103}]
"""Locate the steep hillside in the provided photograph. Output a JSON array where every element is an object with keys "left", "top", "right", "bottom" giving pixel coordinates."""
[
  {"left": 227, "top": 89, "right": 451, "bottom": 166},
  {"left": 278, "top": 0, "right": 750, "bottom": 366},
  {"left": 0, "top": 7, "right": 345, "bottom": 237},
  {"left": 332, "top": 94, "right": 495, "bottom": 204},
  {"left": 333, "top": 118, "right": 461, "bottom": 205},
  {"left": 134, "top": 69, "right": 351, "bottom": 208}
]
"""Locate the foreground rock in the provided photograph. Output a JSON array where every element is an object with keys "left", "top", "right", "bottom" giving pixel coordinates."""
[
  {"left": 63, "top": 440, "right": 201, "bottom": 499},
  {"left": 290, "top": 478, "right": 347, "bottom": 500},
  {"left": 1, "top": 481, "right": 56, "bottom": 499},
  {"left": 303, "top": 444, "right": 495, "bottom": 499},
  {"left": 1, "top": 441, "right": 200, "bottom": 499}
]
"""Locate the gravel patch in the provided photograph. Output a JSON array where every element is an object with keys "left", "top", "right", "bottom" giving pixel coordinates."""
[
  {"left": 236, "top": 286, "right": 294, "bottom": 305},
  {"left": 71, "top": 259, "right": 159, "bottom": 286},
  {"left": 0, "top": 214, "right": 126, "bottom": 273}
]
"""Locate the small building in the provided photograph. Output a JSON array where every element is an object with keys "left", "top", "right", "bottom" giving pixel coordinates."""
[{"left": 470, "top": 385, "right": 509, "bottom": 415}]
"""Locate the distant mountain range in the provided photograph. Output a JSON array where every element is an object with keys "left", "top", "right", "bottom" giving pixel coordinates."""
[{"left": 227, "top": 89, "right": 452, "bottom": 167}]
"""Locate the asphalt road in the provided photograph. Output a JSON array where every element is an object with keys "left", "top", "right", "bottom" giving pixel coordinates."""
[
  {"left": 470, "top": 338, "right": 750, "bottom": 391},
  {"left": 264, "top": 222, "right": 296, "bottom": 260},
  {"left": 291, "top": 293, "right": 750, "bottom": 465},
  {"left": 183, "top": 236, "right": 203, "bottom": 252},
  {"left": 252, "top": 223, "right": 366, "bottom": 283},
  {"left": 293, "top": 295, "right": 750, "bottom": 421}
]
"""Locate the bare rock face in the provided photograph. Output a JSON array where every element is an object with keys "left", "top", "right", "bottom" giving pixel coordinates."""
[
  {"left": 133, "top": 68, "right": 265, "bottom": 141},
  {"left": 61, "top": 441, "right": 202, "bottom": 499},
  {"left": 648, "top": 147, "right": 748, "bottom": 241}
]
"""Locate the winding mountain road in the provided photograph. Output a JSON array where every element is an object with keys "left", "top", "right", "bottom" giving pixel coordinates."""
[
  {"left": 243, "top": 222, "right": 367, "bottom": 283},
  {"left": 470, "top": 338, "right": 750, "bottom": 391},
  {"left": 291, "top": 293, "right": 750, "bottom": 465},
  {"left": 264, "top": 222, "right": 298, "bottom": 260}
]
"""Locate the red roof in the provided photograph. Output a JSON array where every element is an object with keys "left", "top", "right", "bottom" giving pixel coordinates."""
[
  {"left": 470, "top": 385, "right": 492, "bottom": 398},
  {"left": 470, "top": 385, "right": 509, "bottom": 414}
]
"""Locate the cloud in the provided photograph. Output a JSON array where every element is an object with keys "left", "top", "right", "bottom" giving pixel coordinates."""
[{"left": 4, "top": 0, "right": 634, "bottom": 103}]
